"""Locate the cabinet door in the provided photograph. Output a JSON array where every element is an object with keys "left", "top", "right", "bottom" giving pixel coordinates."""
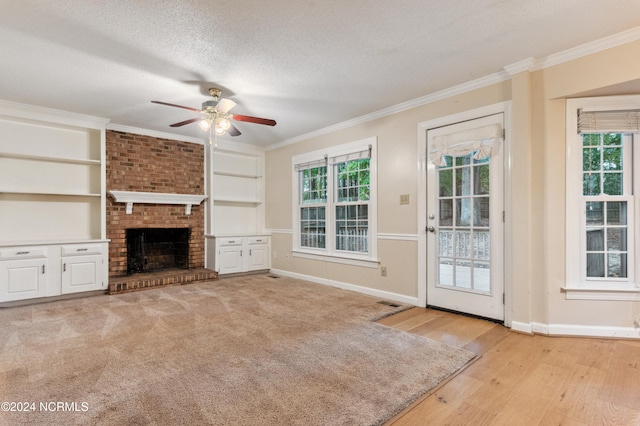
[
  {"left": 218, "top": 247, "right": 244, "bottom": 274},
  {"left": 247, "top": 245, "right": 269, "bottom": 271},
  {"left": 0, "top": 259, "right": 48, "bottom": 302},
  {"left": 61, "top": 255, "right": 104, "bottom": 294}
]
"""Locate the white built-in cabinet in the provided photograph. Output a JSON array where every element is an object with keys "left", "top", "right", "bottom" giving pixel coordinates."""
[
  {"left": 205, "top": 143, "right": 270, "bottom": 274},
  {"left": 213, "top": 235, "right": 270, "bottom": 275},
  {"left": 0, "top": 101, "right": 109, "bottom": 303}
]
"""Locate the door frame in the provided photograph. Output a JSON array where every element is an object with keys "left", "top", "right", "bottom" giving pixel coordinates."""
[{"left": 417, "top": 101, "right": 513, "bottom": 326}]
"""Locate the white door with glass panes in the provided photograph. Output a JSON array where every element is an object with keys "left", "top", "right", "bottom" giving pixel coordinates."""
[{"left": 426, "top": 114, "right": 504, "bottom": 321}]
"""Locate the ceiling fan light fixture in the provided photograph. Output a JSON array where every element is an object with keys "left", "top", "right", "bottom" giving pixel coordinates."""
[
  {"left": 199, "top": 118, "right": 212, "bottom": 131},
  {"left": 214, "top": 124, "right": 226, "bottom": 135},
  {"left": 217, "top": 117, "right": 231, "bottom": 131}
]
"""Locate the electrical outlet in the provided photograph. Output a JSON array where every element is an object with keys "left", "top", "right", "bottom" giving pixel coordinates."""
[
  {"left": 381, "top": 266, "right": 387, "bottom": 277},
  {"left": 400, "top": 194, "right": 410, "bottom": 205},
  {"left": 272, "top": 250, "right": 278, "bottom": 259}
]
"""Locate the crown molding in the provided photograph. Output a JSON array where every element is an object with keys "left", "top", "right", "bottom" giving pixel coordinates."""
[
  {"left": 0, "top": 99, "right": 110, "bottom": 129},
  {"left": 267, "top": 72, "right": 511, "bottom": 151},
  {"left": 267, "top": 26, "right": 640, "bottom": 151},
  {"left": 535, "top": 26, "right": 640, "bottom": 70},
  {"left": 503, "top": 57, "right": 536, "bottom": 75}
]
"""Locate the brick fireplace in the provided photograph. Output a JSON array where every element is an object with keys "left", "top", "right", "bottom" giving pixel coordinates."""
[{"left": 106, "top": 131, "right": 217, "bottom": 293}]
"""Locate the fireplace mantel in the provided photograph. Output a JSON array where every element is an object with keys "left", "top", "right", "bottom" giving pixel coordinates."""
[{"left": 109, "top": 191, "right": 207, "bottom": 215}]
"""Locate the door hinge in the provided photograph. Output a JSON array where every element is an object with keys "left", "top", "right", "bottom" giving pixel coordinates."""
[
  {"left": 503, "top": 211, "right": 505, "bottom": 222},
  {"left": 503, "top": 293, "right": 505, "bottom": 304},
  {"left": 42, "top": 264, "right": 45, "bottom": 274}
]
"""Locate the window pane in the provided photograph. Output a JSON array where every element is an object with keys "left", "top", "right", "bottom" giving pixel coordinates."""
[
  {"left": 455, "top": 260, "right": 472, "bottom": 289},
  {"left": 603, "top": 173, "right": 622, "bottom": 195},
  {"left": 300, "top": 166, "right": 327, "bottom": 205},
  {"left": 602, "top": 148, "right": 622, "bottom": 170},
  {"left": 583, "top": 173, "right": 600, "bottom": 196},
  {"left": 300, "top": 206, "right": 326, "bottom": 248},
  {"left": 608, "top": 253, "right": 627, "bottom": 278},
  {"left": 606, "top": 202, "right": 627, "bottom": 225},
  {"left": 439, "top": 258, "right": 453, "bottom": 286},
  {"left": 582, "top": 134, "right": 600, "bottom": 146},
  {"left": 473, "top": 231, "right": 490, "bottom": 260},
  {"left": 586, "top": 253, "right": 605, "bottom": 277},
  {"left": 586, "top": 228, "right": 604, "bottom": 251},
  {"left": 586, "top": 202, "right": 604, "bottom": 225},
  {"left": 439, "top": 169, "right": 453, "bottom": 197},
  {"left": 335, "top": 203, "right": 368, "bottom": 253},
  {"left": 603, "top": 133, "right": 622, "bottom": 146},
  {"left": 583, "top": 148, "right": 601, "bottom": 171},
  {"left": 473, "top": 165, "right": 489, "bottom": 195},
  {"left": 439, "top": 199, "right": 453, "bottom": 226},
  {"left": 456, "top": 198, "right": 471, "bottom": 226},
  {"left": 456, "top": 168, "right": 471, "bottom": 196},
  {"left": 607, "top": 228, "right": 626, "bottom": 251},
  {"left": 473, "top": 261, "right": 490, "bottom": 292},
  {"left": 455, "top": 230, "right": 471, "bottom": 258},
  {"left": 473, "top": 197, "right": 489, "bottom": 227},
  {"left": 439, "top": 230, "right": 453, "bottom": 257},
  {"left": 455, "top": 156, "right": 471, "bottom": 166},
  {"left": 336, "top": 159, "right": 369, "bottom": 203},
  {"left": 357, "top": 204, "right": 368, "bottom": 219}
]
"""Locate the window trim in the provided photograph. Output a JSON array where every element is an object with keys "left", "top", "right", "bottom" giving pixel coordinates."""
[
  {"left": 292, "top": 137, "right": 378, "bottom": 263},
  {"left": 565, "top": 96, "right": 640, "bottom": 300}
]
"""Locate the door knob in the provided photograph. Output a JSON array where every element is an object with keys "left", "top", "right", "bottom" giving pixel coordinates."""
[{"left": 427, "top": 226, "right": 436, "bottom": 233}]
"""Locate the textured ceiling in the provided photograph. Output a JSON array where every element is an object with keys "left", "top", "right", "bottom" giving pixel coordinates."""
[{"left": 1, "top": 1, "right": 640, "bottom": 147}]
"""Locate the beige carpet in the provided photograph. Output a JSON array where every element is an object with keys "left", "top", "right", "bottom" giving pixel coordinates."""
[{"left": 0, "top": 274, "right": 475, "bottom": 425}]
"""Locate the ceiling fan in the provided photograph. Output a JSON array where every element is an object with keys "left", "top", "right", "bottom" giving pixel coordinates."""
[{"left": 152, "top": 88, "right": 276, "bottom": 137}]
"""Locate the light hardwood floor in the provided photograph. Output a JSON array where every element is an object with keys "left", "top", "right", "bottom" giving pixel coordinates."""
[{"left": 379, "top": 307, "right": 640, "bottom": 426}]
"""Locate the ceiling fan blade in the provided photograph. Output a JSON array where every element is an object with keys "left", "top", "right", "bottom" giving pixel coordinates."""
[
  {"left": 151, "top": 100, "right": 200, "bottom": 113},
  {"left": 232, "top": 114, "right": 277, "bottom": 126},
  {"left": 215, "top": 98, "right": 237, "bottom": 114},
  {"left": 170, "top": 118, "right": 200, "bottom": 127},
  {"left": 228, "top": 124, "right": 242, "bottom": 137}
]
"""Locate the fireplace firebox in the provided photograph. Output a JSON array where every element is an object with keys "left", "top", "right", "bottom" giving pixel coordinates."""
[{"left": 126, "top": 228, "right": 191, "bottom": 274}]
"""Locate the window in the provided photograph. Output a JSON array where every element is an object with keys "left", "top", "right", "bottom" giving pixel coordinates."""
[
  {"left": 566, "top": 96, "right": 640, "bottom": 299},
  {"left": 293, "top": 138, "right": 377, "bottom": 263}
]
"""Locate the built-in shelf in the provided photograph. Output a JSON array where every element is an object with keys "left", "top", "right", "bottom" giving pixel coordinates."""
[
  {"left": 213, "top": 170, "right": 261, "bottom": 179},
  {"left": 109, "top": 190, "right": 207, "bottom": 215},
  {"left": 0, "top": 152, "right": 100, "bottom": 165},
  {"left": 212, "top": 197, "right": 262, "bottom": 204},
  {"left": 0, "top": 190, "right": 101, "bottom": 197}
]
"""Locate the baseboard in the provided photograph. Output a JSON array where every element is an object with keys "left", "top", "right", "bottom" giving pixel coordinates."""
[
  {"left": 269, "top": 268, "right": 420, "bottom": 306},
  {"left": 510, "top": 320, "right": 640, "bottom": 339}
]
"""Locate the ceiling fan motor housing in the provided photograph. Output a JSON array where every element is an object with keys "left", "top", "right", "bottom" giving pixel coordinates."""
[{"left": 201, "top": 100, "right": 219, "bottom": 112}]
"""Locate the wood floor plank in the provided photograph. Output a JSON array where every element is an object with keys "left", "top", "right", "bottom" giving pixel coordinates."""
[
  {"left": 377, "top": 307, "right": 441, "bottom": 330},
  {"left": 381, "top": 307, "right": 640, "bottom": 426},
  {"left": 462, "top": 323, "right": 510, "bottom": 356}
]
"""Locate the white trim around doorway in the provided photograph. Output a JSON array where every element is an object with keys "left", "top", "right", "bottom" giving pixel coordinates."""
[{"left": 417, "top": 101, "right": 513, "bottom": 327}]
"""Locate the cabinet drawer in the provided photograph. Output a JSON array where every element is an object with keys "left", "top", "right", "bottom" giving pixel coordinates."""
[
  {"left": 217, "top": 238, "right": 243, "bottom": 246},
  {"left": 0, "top": 246, "right": 47, "bottom": 260},
  {"left": 61, "top": 244, "right": 103, "bottom": 256},
  {"left": 248, "top": 236, "right": 269, "bottom": 245}
]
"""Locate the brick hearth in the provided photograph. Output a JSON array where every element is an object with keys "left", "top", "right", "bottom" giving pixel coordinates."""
[
  {"left": 108, "top": 268, "right": 218, "bottom": 294},
  {"left": 106, "top": 130, "right": 216, "bottom": 291}
]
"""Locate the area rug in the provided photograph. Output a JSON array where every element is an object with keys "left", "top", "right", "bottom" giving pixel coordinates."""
[{"left": 0, "top": 274, "right": 475, "bottom": 425}]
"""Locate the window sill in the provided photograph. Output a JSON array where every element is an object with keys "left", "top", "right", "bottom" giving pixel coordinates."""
[
  {"left": 561, "top": 287, "right": 640, "bottom": 301},
  {"left": 292, "top": 250, "right": 379, "bottom": 268}
]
